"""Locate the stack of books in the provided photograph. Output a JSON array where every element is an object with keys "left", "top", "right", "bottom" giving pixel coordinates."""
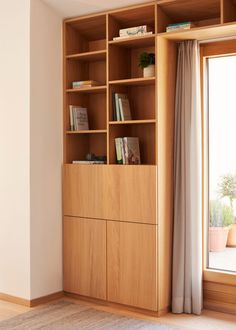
[
  {"left": 69, "top": 105, "right": 89, "bottom": 131},
  {"left": 166, "top": 22, "right": 194, "bottom": 32},
  {"left": 72, "top": 160, "right": 105, "bottom": 164},
  {"left": 113, "top": 25, "right": 153, "bottom": 40},
  {"left": 112, "top": 93, "right": 132, "bottom": 121},
  {"left": 72, "top": 80, "right": 101, "bottom": 89},
  {"left": 115, "top": 137, "right": 141, "bottom": 165}
]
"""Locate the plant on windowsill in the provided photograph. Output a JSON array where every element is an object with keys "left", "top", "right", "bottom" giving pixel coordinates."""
[
  {"left": 218, "top": 173, "right": 236, "bottom": 247},
  {"left": 209, "top": 200, "right": 234, "bottom": 252},
  {"left": 139, "top": 52, "right": 155, "bottom": 78}
]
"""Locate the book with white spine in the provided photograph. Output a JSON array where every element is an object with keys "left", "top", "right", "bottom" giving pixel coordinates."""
[
  {"left": 115, "top": 138, "right": 123, "bottom": 164},
  {"left": 114, "top": 93, "right": 128, "bottom": 121}
]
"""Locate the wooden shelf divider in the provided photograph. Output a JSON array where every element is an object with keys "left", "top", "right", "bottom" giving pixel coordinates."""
[
  {"left": 66, "top": 49, "right": 107, "bottom": 61},
  {"left": 66, "top": 130, "right": 107, "bottom": 134},
  {"left": 66, "top": 86, "right": 107, "bottom": 94},
  {"left": 109, "top": 119, "right": 156, "bottom": 125},
  {"left": 109, "top": 77, "right": 156, "bottom": 86},
  {"left": 108, "top": 34, "right": 155, "bottom": 47}
]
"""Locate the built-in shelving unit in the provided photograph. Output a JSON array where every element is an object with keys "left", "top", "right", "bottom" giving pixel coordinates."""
[
  {"left": 63, "top": 0, "right": 236, "bottom": 316},
  {"left": 64, "top": 0, "right": 236, "bottom": 166}
]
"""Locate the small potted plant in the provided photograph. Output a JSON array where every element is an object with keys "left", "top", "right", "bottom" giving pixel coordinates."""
[
  {"left": 139, "top": 52, "right": 155, "bottom": 78},
  {"left": 209, "top": 200, "right": 234, "bottom": 252},
  {"left": 218, "top": 174, "right": 236, "bottom": 247}
]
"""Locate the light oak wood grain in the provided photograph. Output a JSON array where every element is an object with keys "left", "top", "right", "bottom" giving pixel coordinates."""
[
  {"left": 157, "top": 36, "right": 177, "bottom": 312},
  {"left": 64, "top": 217, "right": 106, "bottom": 300},
  {"left": 63, "top": 164, "right": 157, "bottom": 224},
  {"left": 107, "top": 221, "right": 157, "bottom": 311},
  {"left": 221, "top": 0, "right": 236, "bottom": 23}
]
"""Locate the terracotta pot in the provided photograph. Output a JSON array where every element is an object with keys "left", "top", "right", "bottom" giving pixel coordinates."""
[
  {"left": 143, "top": 64, "right": 155, "bottom": 78},
  {"left": 227, "top": 224, "right": 236, "bottom": 247},
  {"left": 209, "top": 227, "right": 229, "bottom": 252}
]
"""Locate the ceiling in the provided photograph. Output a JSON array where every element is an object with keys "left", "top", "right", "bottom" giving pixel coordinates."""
[{"left": 42, "top": 0, "right": 152, "bottom": 18}]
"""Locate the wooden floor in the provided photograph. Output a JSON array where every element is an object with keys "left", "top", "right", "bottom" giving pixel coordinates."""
[{"left": 0, "top": 297, "right": 236, "bottom": 330}]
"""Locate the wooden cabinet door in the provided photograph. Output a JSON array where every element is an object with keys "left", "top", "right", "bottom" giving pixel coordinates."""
[
  {"left": 63, "top": 164, "right": 157, "bottom": 224},
  {"left": 64, "top": 217, "right": 106, "bottom": 300},
  {"left": 107, "top": 221, "right": 157, "bottom": 311}
]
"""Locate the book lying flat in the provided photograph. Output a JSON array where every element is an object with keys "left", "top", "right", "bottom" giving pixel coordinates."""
[
  {"left": 72, "top": 160, "right": 105, "bottom": 164},
  {"left": 119, "top": 25, "right": 152, "bottom": 37},
  {"left": 113, "top": 32, "right": 152, "bottom": 41},
  {"left": 72, "top": 80, "right": 101, "bottom": 88},
  {"left": 166, "top": 22, "right": 194, "bottom": 32}
]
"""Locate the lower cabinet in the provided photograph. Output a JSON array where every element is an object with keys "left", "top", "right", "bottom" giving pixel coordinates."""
[
  {"left": 107, "top": 221, "right": 157, "bottom": 311},
  {"left": 64, "top": 216, "right": 106, "bottom": 300},
  {"left": 64, "top": 217, "right": 157, "bottom": 311}
]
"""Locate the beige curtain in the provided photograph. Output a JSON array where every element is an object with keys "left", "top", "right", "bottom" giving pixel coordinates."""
[{"left": 172, "top": 40, "right": 202, "bottom": 315}]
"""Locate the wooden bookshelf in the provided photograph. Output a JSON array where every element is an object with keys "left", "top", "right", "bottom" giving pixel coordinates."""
[{"left": 63, "top": 0, "right": 236, "bottom": 316}]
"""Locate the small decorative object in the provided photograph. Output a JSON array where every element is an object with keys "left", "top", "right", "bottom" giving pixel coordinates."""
[
  {"left": 85, "top": 153, "right": 107, "bottom": 162},
  {"left": 139, "top": 52, "right": 155, "bottom": 78},
  {"left": 86, "top": 153, "right": 96, "bottom": 161}
]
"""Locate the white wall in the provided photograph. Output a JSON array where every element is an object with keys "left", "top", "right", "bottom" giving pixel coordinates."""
[
  {"left": 30, "top": 0, "right": 63, "bottom": 299},
  {"left": 0, "top": 0, "right": 63, "bottom": 300},
  {"left": 0, "top": 0, "right": 31, "bottom": 299}
]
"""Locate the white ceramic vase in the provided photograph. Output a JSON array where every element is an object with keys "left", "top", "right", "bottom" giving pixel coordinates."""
[{"left": 143, "top": 64, "right": 155, "bottom": 77}]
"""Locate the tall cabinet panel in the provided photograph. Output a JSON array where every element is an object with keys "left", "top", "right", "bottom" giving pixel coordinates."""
[
  {"left": 107, "top": 221, "right": 157, "bottom": 311},
  {"left": 64, "top": 217, "right": 106, "bottom": 300}
]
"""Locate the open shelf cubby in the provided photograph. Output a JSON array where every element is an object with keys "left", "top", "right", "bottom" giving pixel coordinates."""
[
  {"left": 65, "top": 14, "right": 106, "bottom": 55},
  {"left": 109, "top": 83, "right": 155, "bottom": 122},
  {"left": 65, "top": 92, "right": 107, "bottom": 132},
  {"left": 157, "top": 0, "right": 221, "bottom": 33},
  {"left": 65, "top": 133, "right": 107, "bottom": 164},
  {"left": 222, "top": 0, "right": 236, "bottom": 23},
  {"left": 66, "top": 57, "right": 106, "bottom": 89},
  {"left": 109, "top": 123, "right": 156, "bottom": 165},
  {"left": 109, "top": 43, "right": 155, "bottom": 81},
  {"left": 108, "top": 4, "right": 156, "bottom": 41}
]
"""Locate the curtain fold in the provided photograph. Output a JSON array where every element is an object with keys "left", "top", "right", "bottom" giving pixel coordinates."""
[{"left": 172, "top": 40, "right": 202, "bottom": 315}]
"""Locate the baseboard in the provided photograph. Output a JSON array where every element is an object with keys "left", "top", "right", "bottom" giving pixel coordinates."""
[
  {"left": 204, "top": 300, "right": 236, "bottom": 315},
  {"left": 0, "top": 291, "right": 64, "bottom": 307},
  {"left": 30, "top": 291, "right": 64, "bottom": 307},
  {"left": 64, "top": 291, "right": 169, "bottom": 317},
  {"left": 0, "top": 293, "right": 31, "bottom": 307},
  {"left": 203, "top": 280, "right": 236, "bottom": 315}
]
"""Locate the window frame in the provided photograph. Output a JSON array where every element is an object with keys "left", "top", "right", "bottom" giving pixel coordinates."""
[{"left": 201, "top": 39, "right": 236, "bottom": 285}]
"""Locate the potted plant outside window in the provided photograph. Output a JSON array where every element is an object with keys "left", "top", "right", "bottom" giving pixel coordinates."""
[
  {"left": 209, "top": 200, "right": 234, "bottom": 252},
  {"left": 139, "top": 52, "right": 155, "bottom": 78},
  {"left": 218, "top": 174, "right": 236, "bottom": 247}
]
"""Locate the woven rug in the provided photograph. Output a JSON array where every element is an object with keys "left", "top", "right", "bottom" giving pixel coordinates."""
[{"left": 0, "top": 300, "right": 179, "bottom": 330}]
